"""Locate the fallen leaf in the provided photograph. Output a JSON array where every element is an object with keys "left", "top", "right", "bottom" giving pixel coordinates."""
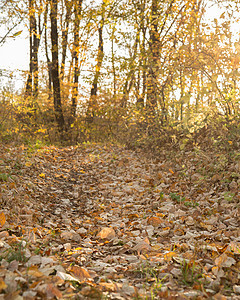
[
  {"left": 99, "top": 282, "right": 120, "bottom": 292},
  {"left": 46, "top": 283, "right": 62, "bottom": 299},
  {"left": 70, "top": 266, "right": 91, "bottom": 281},
  {"left": 97, "top": 227, "right": 116, "bottom": 240},
  {"left": 0, "top": 212, "right": 6, "bottom": 227},
  {"left": 0, "top": 278, "right": 7, "bottom": 291},
  {"left": 215, "top": 253, "right": 236, "bottom": 268},
  {"left": 233, "top": 285, "right": 240, "bottom": 294},
  {"left": 28, "top": 266, "right": 44, "bottom": 278},
  {"left": 57, "top": 271, "right": 80, "bottom": 283},
  {"left": 133, "top": 238, "right": 151, "bottom": 254},
  {"left": 147, "top": 216, "right": 162, "bottom": 227},
  {"left": 213, "top": 293, "right": 227, "bottom": 300},
  {"left": 81, "top": 285, "right": 102, "bottom": 298},
  {"left": 164, "top": 251, "right": 177, "bottom": 262}
]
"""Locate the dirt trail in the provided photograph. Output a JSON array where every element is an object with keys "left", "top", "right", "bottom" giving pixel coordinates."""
[{"left": 0, "top": 144, "right": 240, "bottom": 299}]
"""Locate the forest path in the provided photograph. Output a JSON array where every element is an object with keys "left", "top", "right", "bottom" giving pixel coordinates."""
[{"left": 0, "top": 143, "right": 240, "bottom": 299}]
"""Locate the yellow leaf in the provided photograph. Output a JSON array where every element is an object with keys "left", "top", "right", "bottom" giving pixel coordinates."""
[
  {"left": 0, "top": 278, "right": 7, "bottom": 291},
  {"left": 0, "top": 212, "right": 6, "bottom": 227},
  {"left": 13, "top": 30, "right": 22, "bottom": 37},
  {"left": 36, "top": 128, "right": 47, "bottom": 133},
  {"left": 25, "top": 161, "right": 32, "bottom": 167},
  {"left": 75, "top": 247, "right": 82, "bottom": 251},
  {"left": 228, "top": 141, "right": 232, "bottom": 145},
  {"left": 39, "top": 173, "right": 45, "bottom": 178},
  {"left": 164, "top": 251, "right": 176, "bottom": 262}
]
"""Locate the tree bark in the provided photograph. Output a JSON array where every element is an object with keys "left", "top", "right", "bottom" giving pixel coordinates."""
[
  {"left": 50, "top": 0, "right": 65, "bottom": 132},
  {"left": 146, "top": 0, "right": 160, "bottom": 112},
  {"left": 25, "top": 0, "right": 40, "bottom": 101},
  {"left": 71, "top": 0, "right": 83, "bottom": 119},
  {"left": 44, "top": 3, "right": 52, "bottom": 100},
  {"left": 25, "top": 0, "right": 34, "bottom": 99},
  {"left": 87, "top": 5, "right": 104, "bottom": 121},
  {"left": 60, "top": 0, "right": 72, "bottom": 79}
]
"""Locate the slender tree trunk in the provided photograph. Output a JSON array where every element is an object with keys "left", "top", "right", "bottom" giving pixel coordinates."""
[
  {"left": 111, "top": 28, "right": 116, "bottom": 99},
  {"left": 25, "top": 0, "right": 41, "bottom": 102},
  {"left": 146, "top": 0, "right": 159, "bottom": 112},
  {"left": 50, "top": 0, "right": 65, "bottom": 132},
  {"left": 44, "top": 3, "right": 52, "bottom": 100},
  {"left": 87, "top": 5, "right": 104, "bottom": 121},
  {"left": 90, "top": 25, "right": 104, "bottom": 98},
  {"left": 121, "top": 27, "right": 139, "bottom": 107},
  {"left": 60, "top": 0, "right": 72, "bottom": 79},
  {"left": 71, "top": 0, "right": 83, "bottom": 119},
  {"left": 32, "top": 14, "right": 40, "bottom": 99},
  {"left": 25, "top": 0, "right": 34, "bottom": 98}
]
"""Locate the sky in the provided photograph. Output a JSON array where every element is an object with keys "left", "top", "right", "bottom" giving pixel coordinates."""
[
  {"left": 0, "top": 31, "right": 28, "bottom": 71},
  {"left": 0, "top": 29, "right": 28, "bottom": 90}
]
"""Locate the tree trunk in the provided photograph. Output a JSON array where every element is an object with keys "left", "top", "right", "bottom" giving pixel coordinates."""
[
  {"left": 71, "top": 0, "right": 83, "bottom": 120},
  {"left": 32, "top": 14, "right": 40, "bottom": 99},
  {"left": 87, "top": 5, "right": 104, "bottom": 121},
  {"left": 44, "top": 3, "right": 52, "bottom": 100},
  {"left": 60, "top": 0, "right": 72, "bottom": 79},
  {"left": 25, "top": 0, "right": 40, "bottom": 101},
  {"left": 50, "top": 0, "right": 65, "bottom": 132},
  {"left": 146, "top": 0, "right": 159, "bottom": 112},
  {"left": 25, "top": 0, "right": 34, "bottom": 99}
]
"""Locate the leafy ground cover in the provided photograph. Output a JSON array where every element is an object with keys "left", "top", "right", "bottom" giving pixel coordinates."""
[{"left": 0, "top": 142, "right": 239, "bottom": 299}]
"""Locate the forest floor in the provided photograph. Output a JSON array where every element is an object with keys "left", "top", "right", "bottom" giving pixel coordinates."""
[{"left": 0, "top": 142, "right": 240, "bottom": 299}]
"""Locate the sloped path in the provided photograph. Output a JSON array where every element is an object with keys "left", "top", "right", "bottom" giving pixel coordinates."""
[{"left": 0, "top": 144, "right": 240, "bottom": 299}]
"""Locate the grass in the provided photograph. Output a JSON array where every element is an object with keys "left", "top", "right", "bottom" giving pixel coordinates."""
[
  {"left": 133, "top": 261, "right": 168, "bottom": 299},
  {"left": 181, "top": 260, "right": 203, "bottom": 286},
  {"left": 0, "top": 173, "right": 9, "bottom": 182},
  {"left": 169, "top": 193, "right": 199, "bottom": 207},
  {"left": 0, "top": 241, "right": 28, "bottom": 263}
]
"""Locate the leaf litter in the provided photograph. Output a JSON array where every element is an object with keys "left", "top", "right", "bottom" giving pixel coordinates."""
[{"left": 0, "top": 143, "right": 239, "bottom": 299}]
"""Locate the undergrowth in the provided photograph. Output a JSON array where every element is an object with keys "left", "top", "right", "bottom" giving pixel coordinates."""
[{"left": 0, "top": 92, "right": 239, "bottom": 164}]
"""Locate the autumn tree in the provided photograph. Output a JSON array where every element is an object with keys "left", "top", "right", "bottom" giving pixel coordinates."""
[
  {"left": 25, "top": 0, "right": 44, "bottom": 101},
  {"left": 71, "top": 0, "right": 83, "bottom": 120},
  {"left": 50, "top": 0, "right": 65, "bottom": 131}
]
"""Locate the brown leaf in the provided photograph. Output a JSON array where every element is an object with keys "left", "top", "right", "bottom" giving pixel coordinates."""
[
  {"left": 81, "top": 285, "right": 102, "bottom": 298},
  {"left": 60, "top": 231, "right": 73, "bottom": 240},
  {"left": 99, "top": 282, "right": 120, "bottom": 292},
  {"left": 147, "top": 216, "right": 162, "bottom": 227},
  {"left": 97, "top": 227, "right": 116, "bottom": 240},
  {"left": 228, "top": 242, "right": 240, "bottom": 254},
  {"left": 27, "top": 266, "right": 44, "bottom": 278},
  {"left": 46, "top": 283, "right": 62, "bottom": 299},
  {"left": 0, "top": 231, "right": 9, "bottom": 239},
  {"left": 212, "top": 174, "right": 222, "bottom": 183},
  {"left": 133, "top": 238, "right": 151, "bottom": 254},
  {"left": 213, "top": 293, "right": 227, "bottom": 300},
  {"left": 70, "top": 266, "right": 91, "bottom": 281},
  {"left": 215, "top": 253, "right": 236, "bottom": 268}
]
